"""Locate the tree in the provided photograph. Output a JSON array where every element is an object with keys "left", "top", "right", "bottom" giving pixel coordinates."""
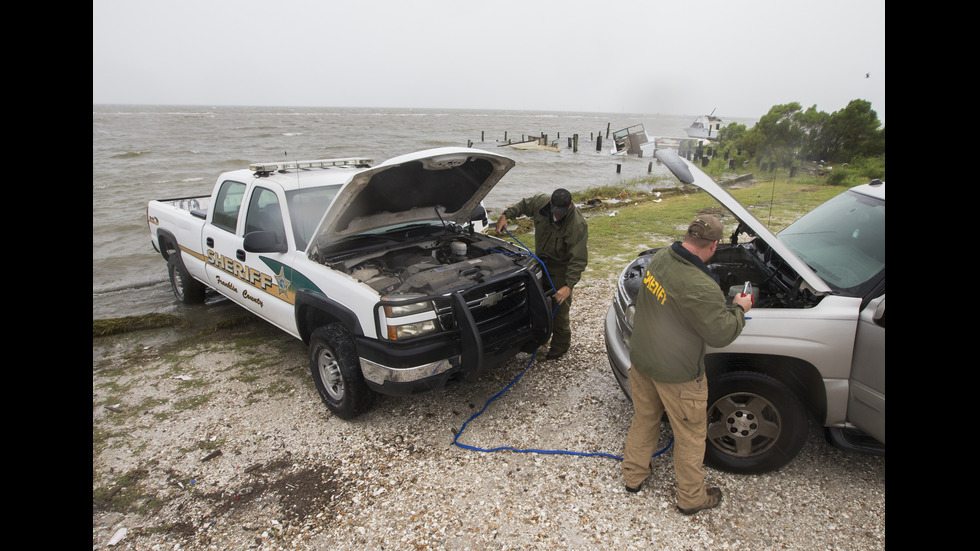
[
  {"left": 737, "top": 103, "right": 805, "bottom": 167},
  {"left": 801, "top": 100, "right": 883, "bottom": 163},
  {"left": 796, "top": 105, "right": 830, "bottom": 161},
  {"left": 714, "top": 99, "right": 884, "bottom": 174}
]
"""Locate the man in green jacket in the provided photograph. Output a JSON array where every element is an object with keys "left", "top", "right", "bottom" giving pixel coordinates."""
[
  {"left": 622, "top": 214, "right": 752, "bottom": 515},
  {"left": 494, "top": 188, "right": 588, "bottom": 360}
]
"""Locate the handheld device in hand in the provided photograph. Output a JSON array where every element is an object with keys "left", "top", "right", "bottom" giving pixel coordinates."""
[{"left": 741, "top": 281, "right": 754, "bottom": 305}]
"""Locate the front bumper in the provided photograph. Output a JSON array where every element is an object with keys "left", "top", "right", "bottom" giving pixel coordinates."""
[
  {"left": 359, "top": 354, "right": 460, "bottom": 396},
  {"left": 356, "top": 271, "right": 552, "bottom": 397}
]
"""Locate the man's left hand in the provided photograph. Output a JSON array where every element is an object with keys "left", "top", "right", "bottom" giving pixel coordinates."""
[{"left": 554, "top": 286, "right": 571, "bottom": 305}]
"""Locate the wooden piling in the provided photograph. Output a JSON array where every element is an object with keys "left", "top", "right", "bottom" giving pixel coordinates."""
[{"left": 573, "top": 134, "right": 578, "bottom": 153}]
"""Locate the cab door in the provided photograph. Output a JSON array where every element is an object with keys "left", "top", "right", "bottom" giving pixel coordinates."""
[
  {"left": 203, "top": 179, "right": 249, "bottom": 303},
  {"left": 204, "top": 180, "right": 299, "bottom": 337},
  {"left": 847, "top": 294, "right": 885, "bottom": 443},
  {"left": 238, "top": 185, "right": 299, "bottom": 335}
]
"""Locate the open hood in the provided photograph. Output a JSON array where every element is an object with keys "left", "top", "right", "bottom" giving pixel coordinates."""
[
  {"left": 655, "top": 148, "right": 831, "bottom": 294},
  {"left": 313, "top": 147, "right": 515, "bottom": 244}
]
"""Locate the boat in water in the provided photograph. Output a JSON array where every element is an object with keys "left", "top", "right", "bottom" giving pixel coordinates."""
[
  {"left": 610, "top": 123, "right": 705, "bottom": 158},
  {"left": 610, "top": 124, "right": 656, "bottom": 156},
  {"left": 685, "top": 109, "right": 722, "bottom": 140}
]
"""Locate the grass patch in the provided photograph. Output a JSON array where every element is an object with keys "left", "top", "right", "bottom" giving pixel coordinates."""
[
  {"left": 173, "top": 392, "right": 213, "bottom": 411},
  {"left": 93, "top": 464, "right": 166, "bottom": 515},
  {"left": 260, "top": 379, "right": 295, "bottom": 397},
  {"left": 94, "top": 313, "right": 188, "bottom": 337}
]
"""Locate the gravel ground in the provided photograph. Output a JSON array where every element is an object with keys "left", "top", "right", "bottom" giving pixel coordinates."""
[{"left": 92, "top": 278, "right": 885, "bottom": 550}]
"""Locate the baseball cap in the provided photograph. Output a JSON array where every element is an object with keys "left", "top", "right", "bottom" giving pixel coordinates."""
[
  {"left": 550, "top": 188, "right": 572, "bottom": 216},
  {"left": 687, "top": 214, "right": 723, "bottom": 241}
]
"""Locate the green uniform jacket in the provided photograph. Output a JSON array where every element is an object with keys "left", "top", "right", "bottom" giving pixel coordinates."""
[
  {"left": 502, "top": 194, "right": 589, "bottom": 290},
  {"left": 629, "top": 242, "right": 745, "bottom": 383}
]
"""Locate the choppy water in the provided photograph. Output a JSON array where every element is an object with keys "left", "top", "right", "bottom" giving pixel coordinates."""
[{"left": 93, "top": 105, "right": 756, "bottom": 320}]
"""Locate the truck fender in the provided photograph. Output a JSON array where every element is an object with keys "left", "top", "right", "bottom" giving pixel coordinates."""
[
  {"left": 156, "top": 229, "right": 180, "bottom": 260},
  {"left": 705, "top": 353, "right": 826, "bottom": 423},
  {"left": 295, "top": 289, "right": 364, "bottom": 344}
]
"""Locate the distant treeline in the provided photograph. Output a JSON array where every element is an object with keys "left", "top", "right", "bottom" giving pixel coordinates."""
[{"left": 713, "top": 99, "right": 884, "bottom": 169}]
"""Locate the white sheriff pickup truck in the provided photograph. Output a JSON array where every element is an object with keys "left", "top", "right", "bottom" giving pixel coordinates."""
[{"left": 147, "top": 147, "right": 553, "bottom": 419}]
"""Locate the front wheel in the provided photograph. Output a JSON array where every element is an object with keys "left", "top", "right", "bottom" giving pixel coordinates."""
[
  {"left": 309, "top": 324, "right": 375, "bottom": 419},
  {"left": 705, "top": 370, "right": 808, "bottom": 474},
  {"left": 168, "top": 252, "right": 206, "bottom": 304}
]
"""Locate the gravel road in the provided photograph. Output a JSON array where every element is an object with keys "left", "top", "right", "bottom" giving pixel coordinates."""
[{"left": 92, "top": 278, "right": 885, "bottom": 550}]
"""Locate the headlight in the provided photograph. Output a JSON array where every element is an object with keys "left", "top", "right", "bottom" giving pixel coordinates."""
[
  {"left": 388, "top": 320, "right": 438, "bottom": 340},
  {"left": 382, "top": 294, "right": 434, "bottom": 316},
  {"left": 623, "top": 304, "right": 635, "bottom": 348},
  {"left": 384, "top": 301, "right": 432, "bottom": 316},
  {"left": 381, "top": 295, "right": 439, "bottom": 340}
]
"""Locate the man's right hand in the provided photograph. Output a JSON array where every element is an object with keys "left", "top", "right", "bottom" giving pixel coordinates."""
[
  {"left": 495, "top": 215, "right": 508, "bottom": 234},
  {"left": 733, "top": 293, "right": 753, "bottom": 313}
]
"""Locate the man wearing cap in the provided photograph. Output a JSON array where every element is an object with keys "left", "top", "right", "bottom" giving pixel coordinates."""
[
  {"left": 494, "top": 188, "right": 588, "bottom": 360},
  {"left": 622, "top": 214, "right": 752, "bottom": 515}
]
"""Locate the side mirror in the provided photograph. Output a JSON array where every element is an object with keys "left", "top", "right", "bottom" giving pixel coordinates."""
[
  {"left": 244, "top": 231, "right": 287, "bottom": 253},
  {"left": 470, "top": 204, "right": 488, "bottom": 224}
]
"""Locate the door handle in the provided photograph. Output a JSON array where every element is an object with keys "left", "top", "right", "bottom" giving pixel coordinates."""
[
  {"left": 206, "top": 237, "right": 214, "bottom": 248},
  {"left": 237, "top": 250, "right": 246, "bottom": 261}
]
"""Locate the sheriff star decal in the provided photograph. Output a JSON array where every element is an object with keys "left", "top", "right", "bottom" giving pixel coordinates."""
[{"left": 275, "top": 267, "right": 290, "bottom": 298}]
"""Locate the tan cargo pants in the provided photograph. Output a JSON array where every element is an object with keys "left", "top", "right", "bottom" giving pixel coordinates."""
[{"left": 622, "top": 364, "right": 710, "bottom": 510}]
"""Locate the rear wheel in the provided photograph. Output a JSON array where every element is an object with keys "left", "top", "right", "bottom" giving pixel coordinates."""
[
  {"left": 705, "top": 370, "right": 808, "bottom": 474},
  {"left": 167, "top": 252, "right": 206, "bottom": 304},
  {"left": 309, "top": 324, "right": 374, "bottom": 419}
]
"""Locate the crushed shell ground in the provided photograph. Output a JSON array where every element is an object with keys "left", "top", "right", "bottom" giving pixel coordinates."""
[{"left": 93, "top": 278, "right": 885, "bottom": 550}]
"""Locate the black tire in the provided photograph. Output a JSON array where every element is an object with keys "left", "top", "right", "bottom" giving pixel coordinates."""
[
  {"left": 309, "top": 324, "right": 375, "bottom": 419},
  {"left": 705, "top": 370, "right": 808, "bottom": 474},
  {"left": 167, "top": 252, "right": 206, "bottom": 304}
]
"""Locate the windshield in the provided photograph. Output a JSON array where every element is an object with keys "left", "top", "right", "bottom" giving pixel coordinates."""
[
  {"left": 778, "top": 189, "right": 884, "bottom": 292},
  {"left": 287, "top": 185, "right": 342, "bottom": 251}
]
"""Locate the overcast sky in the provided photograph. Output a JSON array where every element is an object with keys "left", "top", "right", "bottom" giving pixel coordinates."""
[{"left": 92, "top": 0, "right": 885, "bottom": 123}]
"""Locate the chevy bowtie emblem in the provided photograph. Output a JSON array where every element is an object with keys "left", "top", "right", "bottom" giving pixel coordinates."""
[{"left": 479, "top": 291, "right": 504, "bottom": 307}]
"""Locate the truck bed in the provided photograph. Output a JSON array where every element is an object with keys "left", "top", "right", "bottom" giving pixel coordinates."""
[{"left": 153, "top": 195, "right": 211, "bottom": 219}]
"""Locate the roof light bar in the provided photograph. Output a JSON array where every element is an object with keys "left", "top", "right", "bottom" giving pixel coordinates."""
[{"left": 249, "top": 158, "right": 374, "bottom": 173}]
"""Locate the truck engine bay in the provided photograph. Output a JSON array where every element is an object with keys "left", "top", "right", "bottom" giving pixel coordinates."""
[
  {"left": 622, "top": 238, "right": 821, "bottom": 310},
  {"left": 315, "top": 230, "right": 537, "bottom": 296}
]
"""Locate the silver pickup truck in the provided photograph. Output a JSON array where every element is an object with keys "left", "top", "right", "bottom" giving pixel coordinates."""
[{"left": 604, "top": 149, "right": 884, "bottom": 474}]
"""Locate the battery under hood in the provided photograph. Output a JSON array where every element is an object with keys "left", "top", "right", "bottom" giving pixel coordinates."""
[{"left": 311, "top": 147, "right": 515, "bottom": 246}]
